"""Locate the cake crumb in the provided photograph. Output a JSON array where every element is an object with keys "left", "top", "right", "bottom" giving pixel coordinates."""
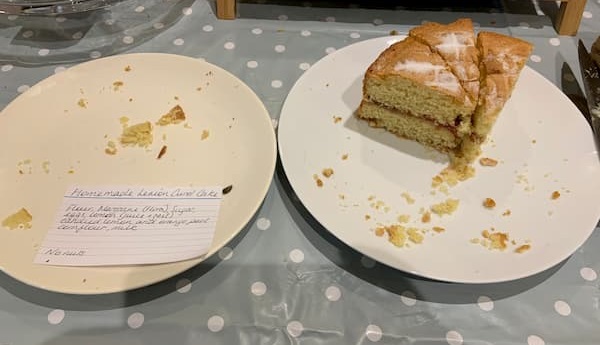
[
  {"left": 341, "top": 154, "right": 348, "bottom": 160},
  {"left": 67, "top": 168, "right": 75, "bottom": 174},
  {"left": 124, "top": 65, "right": 132, "bottom": 72},
  {"left": 2, "top": 208, "right": 33, "bottom": 230},
  {"left": 384, "top": 225, "right": 406, "bottom": 247},
  {"left": 470, "top": 238, "right": 480, "bottom": 244},
  {"left": 104, "top": 140, "right": 118, "bottom": 155},
  {"left": 515, "top": 244, "right": 531, "bottom": 253},
  {"left": 551, "top": 191, "right": 560, "bottom": 200},
  {"left": 156, "top": 105, "right": 186, "bottom": 126},
  {"left": 397, "top": 214, "right": 410, "bottom": 223},
  {"left": 157, "top": 145, "right": 167, "bottom": 159},
  {"left": 479, "top": 157, "right": 498, "bottom": 167},
  {"left": 112, "top": 81, "right": 124, "bottom": 91},
  {"left": 322, "top": 168, "right": 334, "bottom": 178},
  {"left": 400, "top": 192, "right": 415, "bottom": 204},
  {"left": 430, "top": 198, "right": 459, "bottom": 216},
  {"left": 421, "top": 211, "right": 431, "bottom": 223},
  {"left": 368, "top": 195, "right": 376, "bottom": 201},
  {"left": 313, "top": 174, "right": 323, "bottom": 187},
  {"left": 482, "top": 230, "right": 509, "bottom": 250},
  {"left": 374, "top": 227, "right": 385, "bottom": 237},
  {"left": 407, "top": 228, "right": 424, "bottom": 244},
  {"left": 432, "top": 226, "right": 445, "bottom": 233},
  {"left": 120, "top": 121, "right": 153, "bottom": 147},
  {"left": 531, "top": 139, "right": 537, "bottom": 144},
  {"left": 41, "top": 161, "right": 50, "bottom": 174},
  {"left": 483, "top": 198, "right": 496, "bottom": 209},
  {"left": 201, "top": 130, "right": 210, "bottom": 140},
  {"left": 333, "top": 116, "right": 342, "bottom": 124},
  {"left": 119, "top": 116, "right": 129, "bottom": 126},
  {"left": 77, "top": 98, "right": 88, "bottom": 108},
  {"left": 502, "top": 209, "right": 512, "bottom": 216}
]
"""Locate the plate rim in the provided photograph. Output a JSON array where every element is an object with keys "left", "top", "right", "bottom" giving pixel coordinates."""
[
  {"left": 0, "top": 52, "right": 277, "bottom": 294},
  {"left": 278, "top": 35, "right": 600, "bottom": 284}
]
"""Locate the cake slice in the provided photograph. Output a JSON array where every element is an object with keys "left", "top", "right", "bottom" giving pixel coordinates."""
[
  {"left": 472, "top": 32, "right": 533, "bottom": 141},
  {"left": 409, "top": 18, "right": 480, "bottom": 104},
  {"left": 358, "top": 36, "right": 474, "bottom": 148}
]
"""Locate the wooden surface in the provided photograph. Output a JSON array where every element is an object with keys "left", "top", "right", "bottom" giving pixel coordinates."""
[
  {"left": 217, "top": 0, "right": 235, "bottom": 19},
  {"left": 215, "top": 0, "right": 587, "bottom": 35}
]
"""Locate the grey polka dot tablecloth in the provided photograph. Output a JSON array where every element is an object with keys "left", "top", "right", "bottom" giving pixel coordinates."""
[{"left": 1, "top": 1, "right": 599, "bottom": 344}]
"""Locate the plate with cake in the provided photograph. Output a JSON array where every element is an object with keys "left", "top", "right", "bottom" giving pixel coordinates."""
[
  {"left": 0, "top": 53, "right": 277, "bottom": 294},
  {"left": 278, "top": 19, "right": 600, "bottom": 283}
]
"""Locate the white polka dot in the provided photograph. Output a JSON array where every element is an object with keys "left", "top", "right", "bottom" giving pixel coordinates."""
[
  {"left": 47, "top": 309, "right": 65, "bottom": 325},
  {"left": 182, "top": 7, "right": 192, "bottom": 15},
  {"left": 22, "top": 30, "right": 33, "bottom": 38},
  {"left": 252, "top": 28, "right": 263, "bottom": 35},
  {"left": 527, "top": 335, "right": 545, "bottom": 345},
  {"left": 477, "top": 296, "right": 494, "bottom": 311},
  {"left": 286, "top": 321, "right": 303, "bottom": 337},
  {"left": 7, "top": 15, "right": 18, "bottom": 21},
  {"left": 17, "top": 85, "right": 30, "bottom": 93},
  {"left": 373, "top": 18, "right": 383, "bottom": 25},
  {"left": 325, "top": 16, "right": 335, "bottom": 22},
  {"left": 224, "top": 41, "right": 235, "bottom": 50},
  {"left": 271, "top": 118, "right": 278, "bottom": 128},
  {"left": 153, "top": 22, "right": 165, "bottom": 29},
  {"left": 289, "top": 249, "right": 304, "bottom": 263},
  {"left": 135, "top": 5, "right": 145, "bottom": 12},
  {"left": 1, "top": 64, "right": 13, "bottom": 72},
  {"left": 207, "top": 315, "right": 224, "bottom": 332},
  {"left": 176, "top": 278, "right": 192, "bottom": 293},
  {"left": 554, "top": 300, "right": 571, "bottom": 316},
  {"left": 400, "top": 290, "right": 417, "bottom": 306},
  {"left": 360, "top": 256, "right": 376, "bottom": 268},
  {"left": 38, "top": 48, "right": 50, "bottom": 56},
  {"left": 123, "top": 36, "right": 134, "bottom": 44},
  {"left": 72, "top": 31, "right": 83, "bottom": 39},
  {"left": 446, "top": 330, "right": 463, "bottom": 345},
  {"left": 299, "top": 62, "right": 310, "bottom": 70},
  {"left": 278, "top": 14, "right": 288, "bottom": 20},
  {"left": 274, "top": 44, "right": 286, "bottom": 53},
  {"left": 203, "top": 25, "right": 213, "bottom": 32},
  {"left": 246, "top": 60, "right": 258, "bottom": 68},
  {"left": 580, "top": 267, "right": 597, "bottom": 281},
  {"left": 365, "top": 324, "right": 382, "bottom": 342},
  {"left": 218, "top": 246, "right": 233, "bottom": 260},
  {"left": 350, "top": 32, "right": 360, "bottom": 39},
  {"left": 582, "top": 11, "right": 592, "bottom": 19},
  {"left": 300, "top": 30, "right": 311, "bottom": 36},
  {"left": 530, "top": 55, "right": 541, "bottom": 63},
  {"left": 256, "top": 217, "right": 270, "bottom": 230},
  {"left": 127, "top": 312, "right": 144, "bottom": 329},
  {"left": 549, "top": 38, "right": 560, "bottom": 46},
  {"left": 173, "top": 38, "right": 184, "bottom": 46},
  {"left": 325, "top": 285, "right": 341, "bottom": 301},
  {"left": 325, "top": 47, "right": 336, "bottom": 54},
  {"left": 271, "top": 80, "right": 283, "bottom": 88},
  {"left": 54, "top": 66, "right": 67, "bottom": 73},
  {"left": 105, "top": 19, "right": 115, "bottom": 25},
  {"left": 90, "top": 51, "right": 102, "bottom": 59},
  {"left": 251, "top": 281, "right": 267, "bottom": 296},
  {"left": 519, "top": 21, "right": 530, "bottom": 28},
  {"left": 55, "top": 16, "right": 66, "bottom": 22}
]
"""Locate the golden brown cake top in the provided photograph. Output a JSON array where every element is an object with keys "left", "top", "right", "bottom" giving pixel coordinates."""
[
  {"left": 478, "top": 31, "right": 533, "bottom": 75},
  {"left": 409, "top": 18, "right": 480, "bottom": 83},
  {"left": 367, "top": 37, "right": 471, "bottom": 104}
]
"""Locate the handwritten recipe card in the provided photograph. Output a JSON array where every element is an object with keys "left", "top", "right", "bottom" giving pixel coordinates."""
[{"left": 34, "top": 186, "right": 223, "bottom": 266}]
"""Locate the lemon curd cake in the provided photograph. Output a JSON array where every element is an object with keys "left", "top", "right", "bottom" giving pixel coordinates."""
[{"left": 357, "top": 19, "right": 533, "bottom": 164}]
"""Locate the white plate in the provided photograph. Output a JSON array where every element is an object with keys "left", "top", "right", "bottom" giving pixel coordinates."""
[
  {"left": 0, "top": 53, "right": 276, "bottom": 294},
  {"left": 278, "top": 36, "right": 600, "bottom": 283}
]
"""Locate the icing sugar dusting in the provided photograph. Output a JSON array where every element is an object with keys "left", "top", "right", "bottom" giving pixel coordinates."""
[
  {"left": 394, "top": 60, "right": 445, "bottom": 73},
  {"left": 436, "top": 32, "right": 472, "bottom": 59},
  {"left": 395, "top": 60, "right": 461, "bottom": 94}
]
